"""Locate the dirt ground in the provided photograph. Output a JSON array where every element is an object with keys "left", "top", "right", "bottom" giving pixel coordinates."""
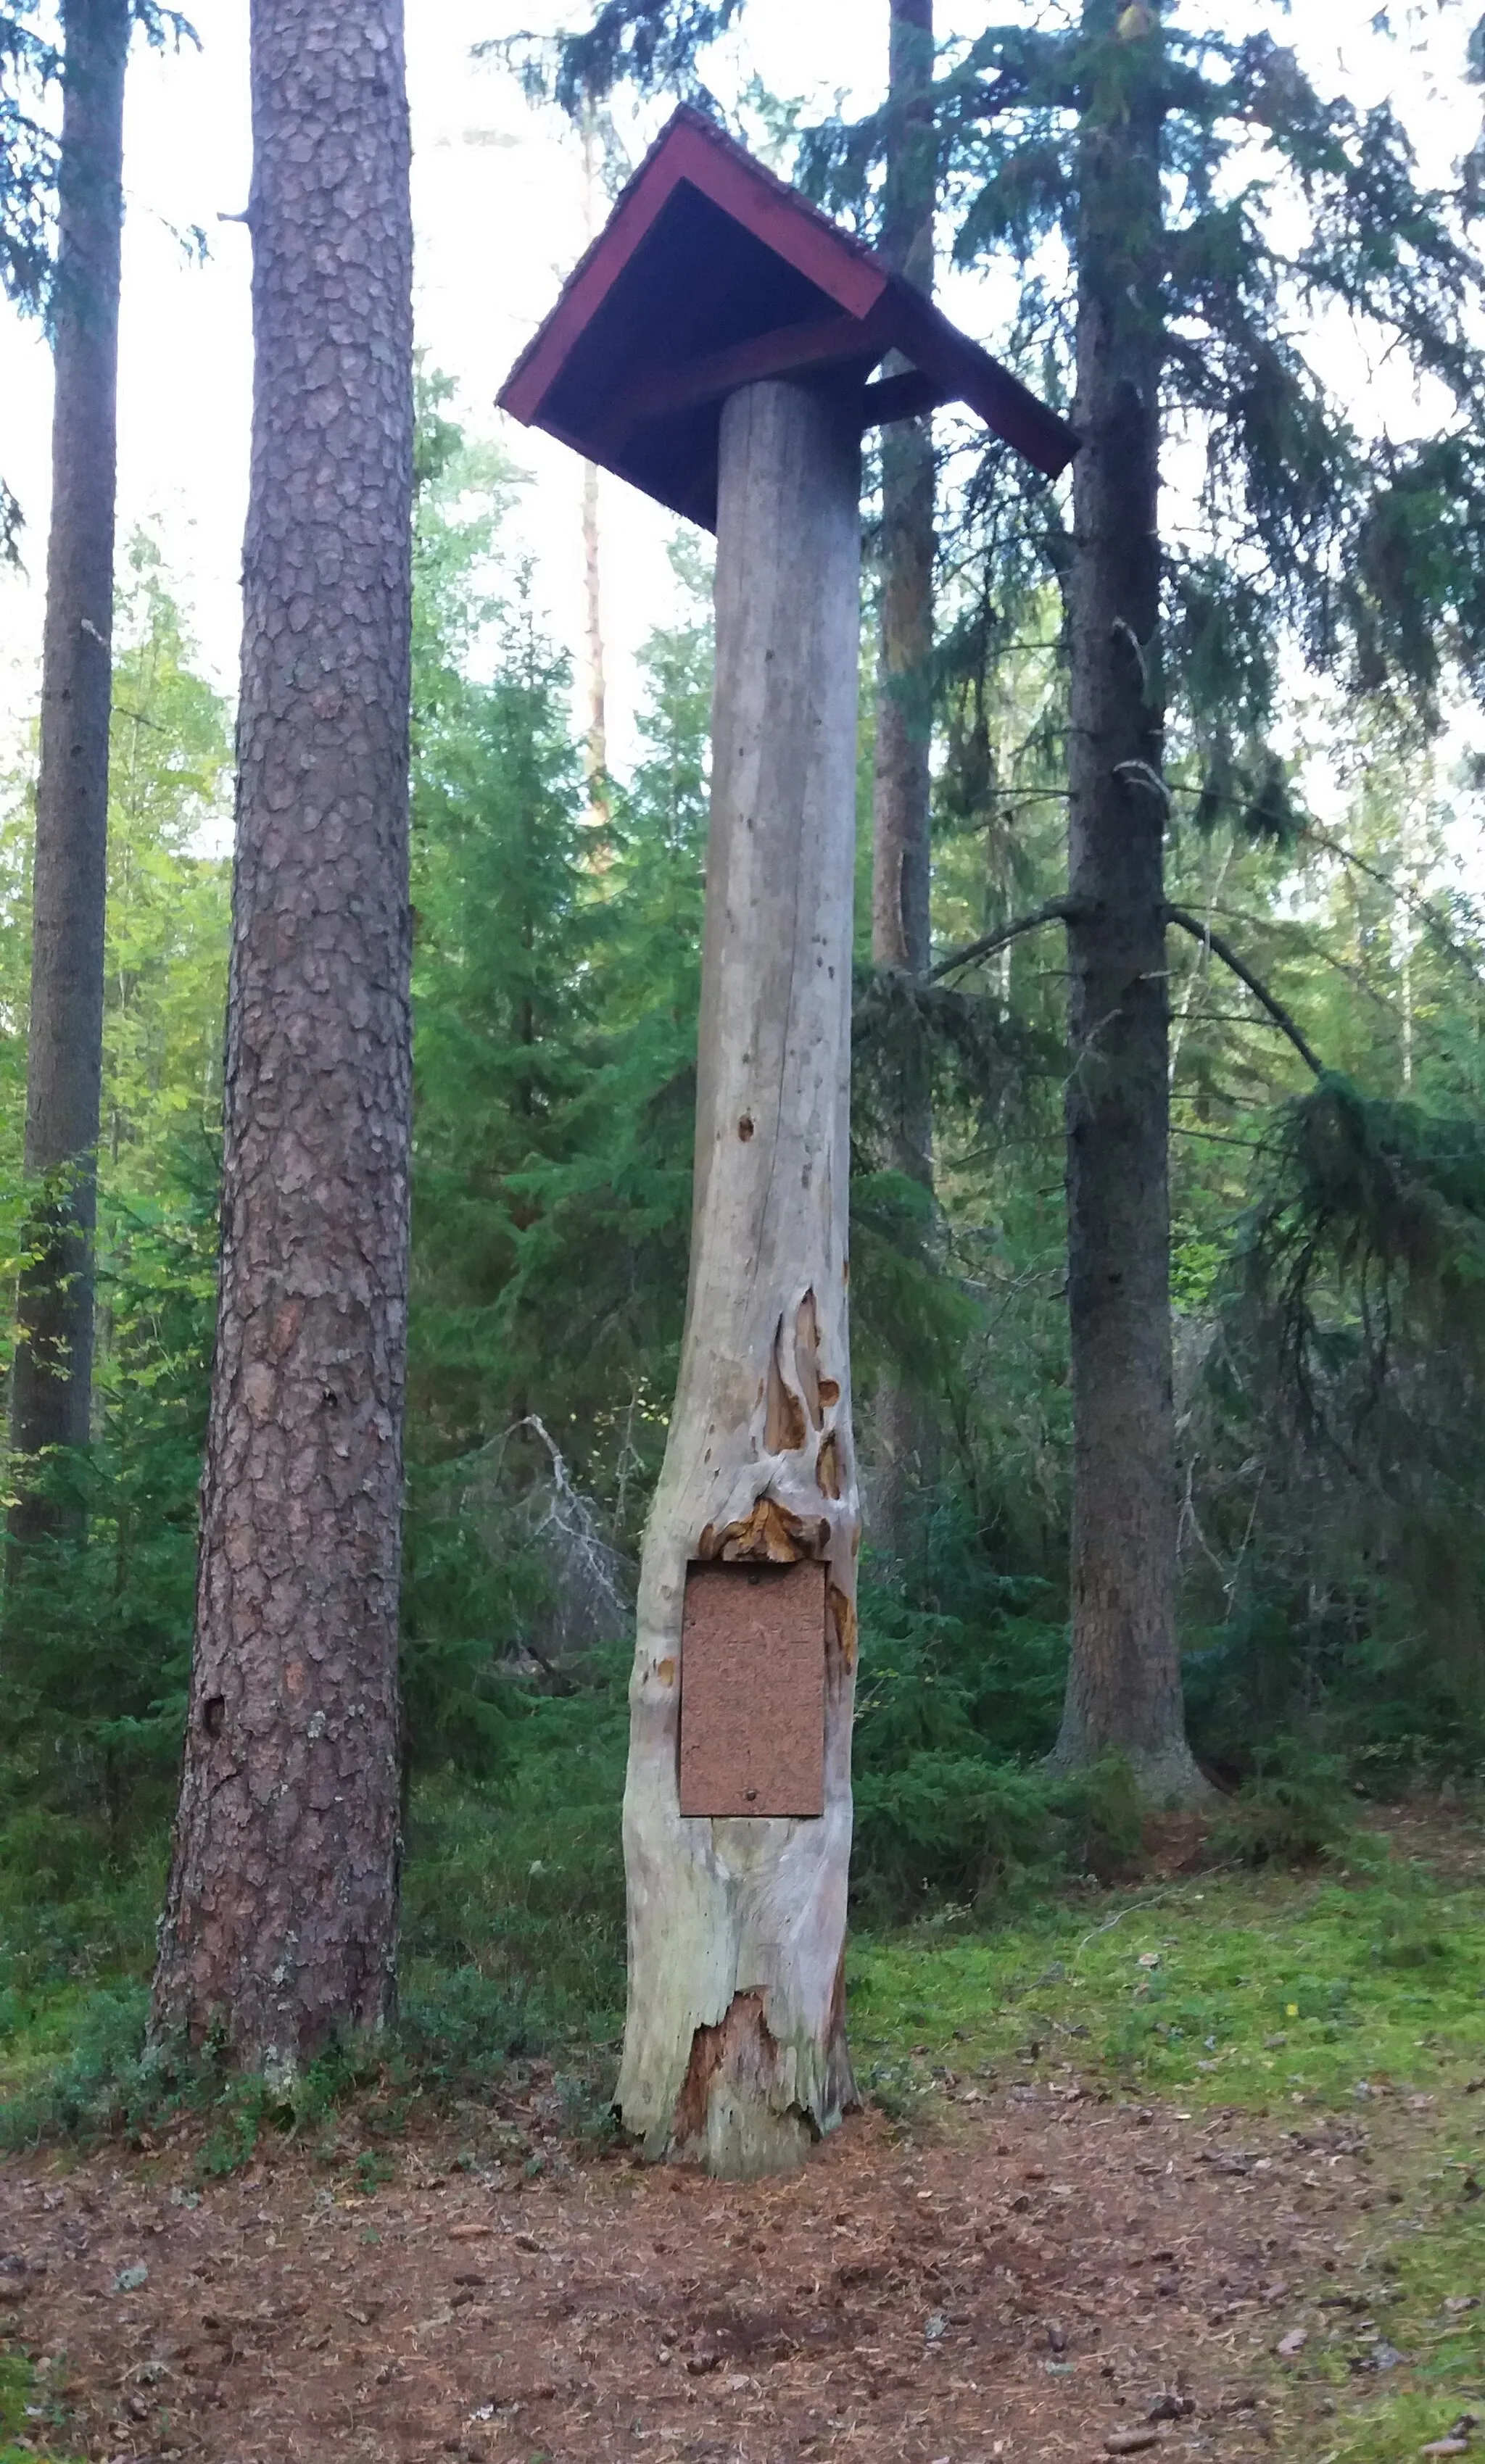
[{"left": 0, "top": 2073, "right": 1405, "bottom": 2464}]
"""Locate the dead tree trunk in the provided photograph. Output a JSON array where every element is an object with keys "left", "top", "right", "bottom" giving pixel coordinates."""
[
  {"left": 869, "top": 0, "right": 937, "bottom": 1555},
  {"left": 9, "top": 0, "right": 128, "bottom": 1538},
  {"left": 616, "top": 378, "right": 862, "bottom": 2178},
  {"left": 150, "top": 0, "right": 415, "bottom": 2072},
  {"left": 1050, "top": 0, "right": 1209, "bottom": 1804}
]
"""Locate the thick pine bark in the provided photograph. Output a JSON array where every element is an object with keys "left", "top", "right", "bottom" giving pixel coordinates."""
[
  {"left": 150, "top": 0, "right": 415, "bottom": 2072},
  {"left": 9, "top": 0, "right": 128, "bottom": 1537},
  {"left": 616, "top": 380, "right": 862, "bottom": 2178},
  {"left": 869, "top": 0, "right": 937, "bottom": 1554},
  {"left": 1050, "top": 0, "right": 1208, "bottom": 1804}
]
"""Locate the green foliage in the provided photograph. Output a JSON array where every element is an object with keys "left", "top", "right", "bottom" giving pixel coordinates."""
[
  {"left": 1, "top": 1163, "right": 218, "bottom": 1836},
  {"left": 1210, "top": 1741, "right": 1360, "bottom": 1868},
  {"left": 1242, "top": 1073, "right": 1485, "bottom": 1367},
  {"left": 0, "top": 2346, "right": 86, "bottom": 2464},
  {"left": 0, "top": 5, "right": 54, "bottom": 296},
  {"left": 0, "top": 548, "right": 228, "bottom": 1852},
  {"left": 486, "top": 1, "right": 745, "bottom": 115}
]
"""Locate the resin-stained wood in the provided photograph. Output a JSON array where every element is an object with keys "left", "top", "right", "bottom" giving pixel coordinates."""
[{"left": 678, "top": 1562, "right": 826, "bottom": 1819}]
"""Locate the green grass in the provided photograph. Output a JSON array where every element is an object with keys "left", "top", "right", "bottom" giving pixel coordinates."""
[{"left": 851, "top": 1832, "right": 1485, "bottom": 2460}]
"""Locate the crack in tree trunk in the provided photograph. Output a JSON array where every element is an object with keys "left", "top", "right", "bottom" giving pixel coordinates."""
[{"left": 616, "top": 379, "right": 862, "bottom": 2176}]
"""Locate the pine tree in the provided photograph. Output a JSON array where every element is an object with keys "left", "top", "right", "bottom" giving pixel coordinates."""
[
  {"left": 151, "top": 0, "right": 415, "bottom": 2072},
  {"left": 9, "top": 0, "right": 130, "bottom": 1544}
]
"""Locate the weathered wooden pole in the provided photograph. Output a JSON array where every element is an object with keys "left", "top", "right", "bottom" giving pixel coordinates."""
[
  {"left": 497, "top": 105, "right": 1074, "bottom": 2179},
  {"left": 616, "top": 378, "right": 862, "bottom": 2175}
]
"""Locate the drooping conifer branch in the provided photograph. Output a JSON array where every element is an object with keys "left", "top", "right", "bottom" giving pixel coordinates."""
[
  {"left": 930, "top": 895, "right": 1323, "bottom": 1078},
  {"left": 1165, "top": 904, "right": 1323, "bottom": 1078},
  {"left": 927, "top": 894, "right": 1082, "bottom": 982}
]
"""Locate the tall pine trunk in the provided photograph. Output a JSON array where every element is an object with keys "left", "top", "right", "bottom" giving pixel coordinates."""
[
  {"left": 151, "top": 0, "right": 415, "bottom": 2071},
  {"left": 616, "top": 380, "right": 861, "bottom": 2178},
  {"left": 1050, "top": 0, "right": 1207, "bottom": 1803},
  {"left": 869, "top": 0, "right": 937, "bottom": 1555},
  {"left": 9, "top": 0, "right": 128, "bottom": 1540}
]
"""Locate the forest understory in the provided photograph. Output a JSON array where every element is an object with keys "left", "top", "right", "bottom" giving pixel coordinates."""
[
  {"left": 3, "top": 1804, "right": 1482, "bottom": 2464},
  {"left": 8, "top": 3, "right": 1485, "bottom": 2457}
]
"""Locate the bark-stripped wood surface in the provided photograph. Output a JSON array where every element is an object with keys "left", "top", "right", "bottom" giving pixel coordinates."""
[
  {"left": 616, "top": 378, "right": 863, "bottom": 2179},
  {"left": 150, "top": 0, "right": 415, "bottom": 2070}
]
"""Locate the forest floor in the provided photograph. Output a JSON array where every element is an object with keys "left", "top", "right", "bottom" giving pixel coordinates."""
[{"left": 1, "top": 1805, "right": 1482, "bottom": 2464}]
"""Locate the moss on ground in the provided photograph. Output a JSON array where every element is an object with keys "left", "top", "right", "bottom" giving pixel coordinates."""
[
  {"left": 0, "top": 2349, "right": 86, "bottom": 2464},
  {"left": 851, "top": 1824, "right": 1485, "bottom": 2460}
]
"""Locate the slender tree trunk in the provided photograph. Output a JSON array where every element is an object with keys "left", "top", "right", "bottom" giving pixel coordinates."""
[
  {"left": 150, "top": 0, "right": 415, "bottom": 2073},
  {"left": 9, "top": 0, "right": 128, "bottom": 1539},
  {"left": 616, "top": 379, "right": 862, "bottom": 2178},
  {"left": 579, "top": 117, "right": 610, "bottom": 834},
  {"left": 581, "top": 455, "right": 608, "bottom": 822},
  {"left": 869, "top": 0, "right": 937, "bottom": 1556},
  {"left": 1050, "top": 0, "right": 1208, "bottom": 1804}
]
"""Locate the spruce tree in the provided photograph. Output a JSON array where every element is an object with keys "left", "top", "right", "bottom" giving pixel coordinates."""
[
  {"left": 869, "top": 0, "right": 940, "bottom": 1561},
  {"left": 0, "top": 2, "right": 59, "bottom": 559},
  {"left": 883, "top": 2, "right": 1485, "bottom": 1793},
  {"left": 500, "top": 6, "right": 1485, "bottom": 1799}
]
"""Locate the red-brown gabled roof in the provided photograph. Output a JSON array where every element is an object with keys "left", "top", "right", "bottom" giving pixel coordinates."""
[{"left": 498, "top": 106, "right": 1076, "bottom": 531}]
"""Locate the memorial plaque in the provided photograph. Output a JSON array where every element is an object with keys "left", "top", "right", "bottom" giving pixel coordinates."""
[{"left": 678, "top": 1559, "right": 826, "bottom": 1818}]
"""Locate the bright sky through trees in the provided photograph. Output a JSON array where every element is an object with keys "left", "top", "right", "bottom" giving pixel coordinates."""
[{"left": 0, "top": 0, "right": 1478, "bottom": 780}]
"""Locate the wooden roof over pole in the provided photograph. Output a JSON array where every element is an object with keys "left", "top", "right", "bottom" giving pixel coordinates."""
[{"left": 498, "top": 105, "right": 1076, "bottom": 531}]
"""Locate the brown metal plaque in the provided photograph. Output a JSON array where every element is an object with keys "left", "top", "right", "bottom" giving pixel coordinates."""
[{"left": 678, "top": 1559, "right": 826, "bottom": 1819}]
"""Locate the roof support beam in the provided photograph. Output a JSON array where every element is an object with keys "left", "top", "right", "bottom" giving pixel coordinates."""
[{"left": 593, "top": 304, "right": 896, "bottom": 455}]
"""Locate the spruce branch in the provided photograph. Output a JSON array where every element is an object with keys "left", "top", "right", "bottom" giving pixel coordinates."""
[
  {"left": 927, "top": 895, "right": 1084, "bottom": 982},
  {"left": 1165, "top": 904, "right": 1324, "bottom": 1077},
  {"left": 930, "top": 895, "right": 1325, "bottom": 1079}
]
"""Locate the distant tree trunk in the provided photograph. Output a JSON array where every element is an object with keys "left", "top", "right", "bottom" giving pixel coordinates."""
[
  {"left": 9, "top": 0, "right": 128, "bottom": 1540},
  {"left": 581, "top": 455, "right": 608, "bottom": 822},
  {"left": 869, "top": 0, "right": 936, "bottom": 1556},
  {"left": 1050, "top": 0, "right": 1208, "bottom": 1804},
  {"left": 579, "top": 116, "right": 610, "bottom": 833},
  {"left": 150, "top": 0, "right": 415, "bottom": 2073},
  {"left": 616, "top": 379, "right": 861, "bottom": 2178}
]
